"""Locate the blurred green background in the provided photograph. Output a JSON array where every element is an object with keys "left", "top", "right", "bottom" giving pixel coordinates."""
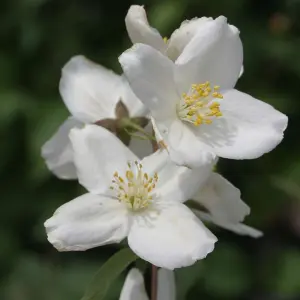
[{"left": 0, "top": 0, "right": 300, "bottom": 299}]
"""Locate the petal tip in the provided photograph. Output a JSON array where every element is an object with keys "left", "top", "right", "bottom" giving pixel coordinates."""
[
  {"left": 279, "top": 113, "right": 288, "bottom": 131},
  {"left": 119, "top": 43, "right": 145, "bottom": 60},
  {"left": 127, "top": 268, "right": 144, "bottom": 282},
  {"left": 47, "top": 237, "right": 66, "bottom": 252},
  {"left": 194, "top": 238, "right": 217, "bottom": 262},
  {"left": 44, "top": 222, "right": 68, "bottom": 252},
  {"left": 216, "top": 15, "right": 228, "bottom": 24},
  {"left": 126, "top": 4, "right": 145, "bottom": 17},
  {"left": 61, "top": 55, "right": 88, "bottom": 75}
]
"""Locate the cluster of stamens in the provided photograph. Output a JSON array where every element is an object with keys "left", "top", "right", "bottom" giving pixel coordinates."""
[
  {"left": 110, "top": 161, "right": 158, "bottom": 211},
  {"left": 177, "top": 81, "right": 223, "bottom": 126}
]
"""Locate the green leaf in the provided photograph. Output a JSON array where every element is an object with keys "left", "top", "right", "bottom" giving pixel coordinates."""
[
  {"left": 266, "top": 248, "right": 300, "bottom": 296},
  {"left": 176, "top": 261, "right": 204, "bottom": 300},
  {"left": 272, "top": 176, "right": 300, "bottom": 201},
  {"left": 203, "top": 243, "right": 250, "bottom": 297},
  {"left": 81, "top": 248, "right": 138, "bottom": 300}
]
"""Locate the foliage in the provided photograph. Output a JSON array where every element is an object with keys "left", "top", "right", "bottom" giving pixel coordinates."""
[{"left": 81, "top": 248, "right": 138, "bottom": 300}]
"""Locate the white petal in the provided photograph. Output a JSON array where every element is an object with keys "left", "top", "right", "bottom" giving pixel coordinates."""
[
  {"left": 151, "top": 117, "right": 165, "bottom": 145},
  {"left": 129, "top": 138, "right": 153, "bottom": 160},
  {"left": 69, "top": 124, "right": 138, "bottom": 194},
  {"left": 194, "top": 172, "right": 250, "bottom": 224},
  {"left": 143, "top": 149, "right": 214, "bottom": 203},
  {"left": 165, "top": 119, "right": 216, "bottom": 168},
  {"left": 142, "top": 148, "right": 211, "bottom": 202},
  {"left": 120, "top": 268, "right": 148, "bottom": 300},
  {"left": 60, "top": 55, "right": 122, "bottom": 123},
  {"left": 128, "top": 202, "right": 217, "bottom": 270},
  {"left": 195, "top": 211, "right": 263, "bottom": 238},
  {"left": 128, "top": 122, "right": 153, "bottom": 159},
  {"left": 175, "top": 16, "right": 243, "bottom": 93},
  {"left": 41, "top": 117, "right": 83, "bottom": 179},
  {"left": 221, "top": 222, "right": 263, "bottom": 238},
  {"left": 119, "top": 44, "right": 178, "bottom": 120},
  {"left": 239, "top": 65, "right": 244, "bottom": 78},
  {"left": 157, "top": 269, "right": 176, "bottom": 300},
  {"left": 200, "top": 89, "right": 288, "bottom": 159},
  {"left": 167, "top": 17, "right": 213, "bottom": 61},
  {"left": 141, "top": 149, "right": 169, "bottom": 175},
  {"left": 44, "top": 193, "right": 129, "bottom": 251},
  {"left": 125, "top": 5, "right": 166, "bottom": 53},
  {"left": 119, "top": 75, "right": 149, "bottom": 117},
  {"left": 158, "top": 164, "right": 213, "bottom": 204}
]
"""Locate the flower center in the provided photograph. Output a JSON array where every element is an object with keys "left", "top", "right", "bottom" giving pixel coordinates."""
[
  {"left": 110, "top": 161, "right": 158, "bottom": 212},
  {"left": 177, "top": 81, "right": 223, "bottom": 126}
]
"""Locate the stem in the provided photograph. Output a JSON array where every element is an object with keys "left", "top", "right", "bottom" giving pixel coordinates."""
[
  {"left": 151, "top": 265, "right": 158, "bottom": 300},
  {"left": 120, "top": 118, "right": 156, "bottom": 141}
]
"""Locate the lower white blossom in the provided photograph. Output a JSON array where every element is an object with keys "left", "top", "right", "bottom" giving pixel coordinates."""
[
  {"left": 41, "top": 55, "right": 150, "bottom": 179},
  {"left": 44, "top": 124, "right": 217, "bottom": 270},
  {"left": 120, "top": 268, "right": 175, "bottom": 300},
  {"left": 193, "top": 172, "right": 262, "bottom": 238}
]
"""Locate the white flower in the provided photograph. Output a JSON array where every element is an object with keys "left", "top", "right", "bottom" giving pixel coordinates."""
[
  {"left": 119, "top": 16, "right": 288, "bottom": 168},
  {"left": 125, "top": 4, "right": 243, "bottom": 77},
  {"left": 120, "top": 268, "right": 175, "bottom": 300},
  {"left": 193, "top": 172, "right": 262, "bottom": 238},
  {"left": 41, "top": 55, "right": 151, "bottom": 179},
  {"left": 44, "top": 124, "right": 217, "bottom": 270}
]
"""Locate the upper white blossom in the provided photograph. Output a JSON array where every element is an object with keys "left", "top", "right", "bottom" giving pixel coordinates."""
[
  {"left": 41, "top": 55, "right": 151, "bottom": 179},
  {"left": 126, "top": 4, "right": 243, "bottom": 78},
  {"left": 44, "top": 124, "right": 217, "bottom": 270},
  {"left": 192, "top": 172, "right": 262, "bottom": 238},
  {"left": 119, "top": 16, "right": 288, "bottom": 168},
  {"left": 119, "top": 268, "right": 175, "bottom": 300}
]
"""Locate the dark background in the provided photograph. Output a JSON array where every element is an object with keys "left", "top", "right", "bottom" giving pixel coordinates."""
[{"left": 1, "top": 0, "right": 300, "bottom": 299}]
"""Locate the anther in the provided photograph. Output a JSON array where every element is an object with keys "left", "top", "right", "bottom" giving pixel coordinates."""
[{"left": 178, "top": 81, "right": 223, "bottom": 127}]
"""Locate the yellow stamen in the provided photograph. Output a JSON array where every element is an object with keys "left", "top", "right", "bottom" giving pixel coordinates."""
[
  {"left": 110, "top": 162, "right": 159, "bottom": 211},
  {"left": 177, "top": 81, "right": 223, "bottom": 126}
]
